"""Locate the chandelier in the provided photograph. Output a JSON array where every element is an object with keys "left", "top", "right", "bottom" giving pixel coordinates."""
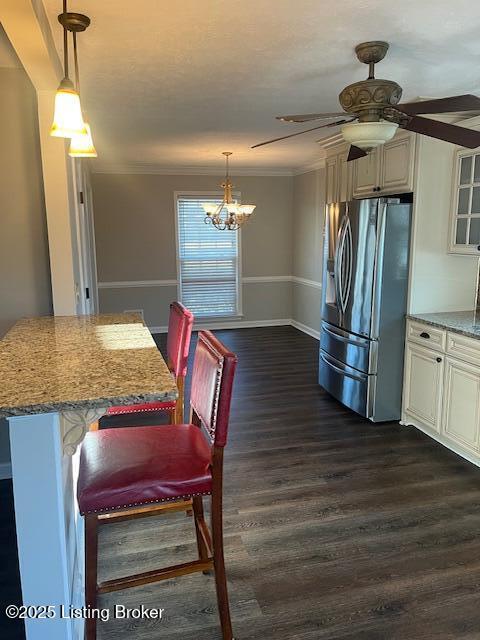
[{"left": 202, "top": 152, "right": 256, "bottom": 230}]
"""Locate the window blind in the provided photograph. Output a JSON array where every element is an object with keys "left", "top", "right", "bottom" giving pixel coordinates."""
[{"left": 176, "top": 196, "right": 240, "bottom": 318}]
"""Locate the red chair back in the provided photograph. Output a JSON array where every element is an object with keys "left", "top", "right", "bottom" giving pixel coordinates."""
[
  {"left": 166, "top": 302, "right": 194, "bottom": 378},
  {"left": 190, "top": 331, "right": 237, "bottom": 448}
]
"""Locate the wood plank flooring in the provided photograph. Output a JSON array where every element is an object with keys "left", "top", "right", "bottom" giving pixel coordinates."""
[{"left": 3, "top": 326, "right": 480, "bottom": 639}]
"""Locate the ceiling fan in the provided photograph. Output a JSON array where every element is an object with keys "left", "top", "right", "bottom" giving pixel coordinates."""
[{"left": 252, "top": 41, "right": 480, "bottom": 161}]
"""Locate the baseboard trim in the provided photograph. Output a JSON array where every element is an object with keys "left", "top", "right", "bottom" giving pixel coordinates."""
[
  {"left": 0, "top": 462, "right": 12, "bottom": 480},
  {"left": 150, "top": 318, "right": 319, "bottom": 339},
  {"left": 291, "top": 320, "right": 320, "bottom": 340}
]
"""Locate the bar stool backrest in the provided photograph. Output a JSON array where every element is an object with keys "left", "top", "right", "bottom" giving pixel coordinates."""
[
  {"left": 190, "top": 330, "right": 237, "bottom": 448},
  {"left": 166, "top": 301, "right": 194, "bottom": 378}
]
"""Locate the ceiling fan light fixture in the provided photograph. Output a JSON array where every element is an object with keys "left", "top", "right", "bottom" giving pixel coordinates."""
[
  {"left": 341, "top": 121, "right": 399, "bottom": 151},
  {"left": 50, "top": 77, "right": 86, "bottom": 138}
]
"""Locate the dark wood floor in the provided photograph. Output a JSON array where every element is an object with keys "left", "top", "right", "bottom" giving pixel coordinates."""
[{"left": 3, "top": 326, "right": 480, "bottom": 639}]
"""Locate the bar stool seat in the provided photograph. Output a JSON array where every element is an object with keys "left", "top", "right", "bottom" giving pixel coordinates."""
[{"left": 78, "top": 425, "right": 212, "bottom": 515}]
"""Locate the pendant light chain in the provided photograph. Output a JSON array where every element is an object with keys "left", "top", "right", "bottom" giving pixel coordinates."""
[
  {"left": 73, "top": 31, "right": 80, "bottom": 93},
  {"left": 62, "top": 0, "right": 69, "bottom": 79}
]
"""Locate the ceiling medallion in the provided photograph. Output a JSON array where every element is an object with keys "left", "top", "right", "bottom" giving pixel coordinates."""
[{"left": 202, "top": 153, "right": 256, "bottom": 231}]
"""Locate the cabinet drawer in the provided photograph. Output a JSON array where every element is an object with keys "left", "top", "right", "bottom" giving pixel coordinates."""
[
  {"left": 406, "top": 321, "right": 446, "bottom": 352},
  {"left": 446, "top": 331, "right": 480, "bottom": 367}
]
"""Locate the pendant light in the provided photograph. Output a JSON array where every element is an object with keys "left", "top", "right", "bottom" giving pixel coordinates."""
[
  {"left": 69, "top": 30, "right": 97, "bottom": 157},
  {"left": 50, "top": 2, "right": 89, "bottom": 139},
  {"left": 202, "top": 153, "right": 256, "bottom": 231}
]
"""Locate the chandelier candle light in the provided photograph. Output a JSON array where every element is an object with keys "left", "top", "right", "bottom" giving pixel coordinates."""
[{"left": 202, "top": 153, "right": 256, "bottom": 231}]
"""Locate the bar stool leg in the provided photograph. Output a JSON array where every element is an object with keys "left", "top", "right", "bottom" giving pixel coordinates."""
[
  {"left": 85, "top": 515, "right": 99, "bottom": 640},
  {"left": 211, "top": 490, "right": 233, "bottom": 640}
]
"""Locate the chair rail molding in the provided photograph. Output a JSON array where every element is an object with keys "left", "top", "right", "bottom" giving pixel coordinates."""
[{"left": 98, "top": 276, "right": 322, "bottom": 289}]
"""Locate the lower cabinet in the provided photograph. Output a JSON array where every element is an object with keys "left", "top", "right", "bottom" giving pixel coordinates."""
[
  {"left": 404, "top": 343, "right": 443, "bottom": 433},
  {"left": 403, "top": 322, "right": 480, "bottom": 464},
  {"left": 442, "top": 357, "right": 480, "bottom": 454}
]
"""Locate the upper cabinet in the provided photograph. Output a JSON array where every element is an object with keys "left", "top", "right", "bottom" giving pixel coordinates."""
[
  {"left": 449, "top": 148, "right": 480, "bottom": 255},
  {"left": 325, "top": 144, "right": 352, "bottom": 204},
  {"left": 352, "top": 131, "right": 416, "bottom": 198}
]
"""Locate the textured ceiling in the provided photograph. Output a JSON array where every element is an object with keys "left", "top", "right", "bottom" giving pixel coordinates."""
[{"left": 42, "top": 0, "right": 480, "bottom": 171}]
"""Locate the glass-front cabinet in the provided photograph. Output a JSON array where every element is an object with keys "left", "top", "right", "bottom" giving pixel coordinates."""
[{"left": 450, "top": 149, "right": 480, "bottom": 255}]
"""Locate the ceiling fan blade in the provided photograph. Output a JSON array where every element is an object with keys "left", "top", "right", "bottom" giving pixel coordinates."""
[
  {"left": 402, "top": 115, "right": 480, "bottom": 149},
  {"left": 396, "top": 94, "right": 480, "bottom": 116},
  {"left": 347, "top": 145, "right": 368, "bottom": 162},
  {"left": 276, "top": 112, "right": 346, "bottom": 123},
  {"left": 251, "top": 118, "right": 355, "bottom": 149}
]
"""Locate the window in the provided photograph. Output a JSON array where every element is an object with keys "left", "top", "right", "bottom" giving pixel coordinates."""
[{"left": 176, "top": 194, "right": 241, "bottom": 318}]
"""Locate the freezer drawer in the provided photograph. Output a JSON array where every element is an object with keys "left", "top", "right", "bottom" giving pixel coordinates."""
[
  {"left": 320, "top": 321, "right": 375, "bottom": 374},
  {"left": 319, "top": 350, "right": 373, "bottom": 418}
]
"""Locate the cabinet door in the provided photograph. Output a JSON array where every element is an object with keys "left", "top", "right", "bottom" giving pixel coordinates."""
[
  {"left": 338, "top": 150, "right": 351, "bottom": 202},
  {"left": 449, "top": 150, "right": 480, "bottom": 256},
  {"left": 442, "top": 357, "right": 480, "bottom": 453},
  {"left": 352, "top": 148, "right": 379, "bottom": 198},
  {"left": 404, "top": 343, "right": 444, "bottom": 432},
  {"left": 380, "top": 133, "right": 415, "bottom": 194},
  {"left": 325, "top": 155, "right": 338, "bottom": 204}
]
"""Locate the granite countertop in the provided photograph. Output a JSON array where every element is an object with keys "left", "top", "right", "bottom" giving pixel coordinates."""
[
  {"left": 407, "top": 310, "right": 480, "bottom": 340},
  {"left": 0, "top": 313, "right": 177, "bottom": 418}
]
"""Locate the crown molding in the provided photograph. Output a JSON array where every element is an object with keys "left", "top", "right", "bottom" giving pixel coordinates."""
[
  {"left": 292, "top": 157, "right": 326, "bottom": 175},
  {"left": 316, "top": 132, "right": 346, "bottom": 150},
  {"left": 91, "top": 162, "right": 295, "bottom": 177}
]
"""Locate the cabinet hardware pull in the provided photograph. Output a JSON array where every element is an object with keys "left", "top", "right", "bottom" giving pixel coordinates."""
[
  {"left": 436, "top": 357, "right": 442, "bottom": 363},
  {"left": 477, "top": 245, "right": 480, "bottom": 251},
  {"left": 419, "top": 332, "right": 430, "bottom": 339}
]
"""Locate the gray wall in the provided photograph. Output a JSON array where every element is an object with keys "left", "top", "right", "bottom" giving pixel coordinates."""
[
  {"left": 0, "top": 65, "right": 53, "bottom": 470},
  {"left": 92, "top": 173, "right": 294, "bottom": 327},
  {"left": 291, "top": 168, "right": 325, "bottom": 335}
]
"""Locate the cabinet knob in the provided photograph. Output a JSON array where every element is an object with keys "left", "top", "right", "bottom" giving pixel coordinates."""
[
  {"left": 419, "top": 332, "right": 430, "bottom": 339},
  {"left": 477, "top": 245, "right": 480, "bottom": 251},
  {"left": 436, "top": 357, "right": 442, "bottom": 363}
]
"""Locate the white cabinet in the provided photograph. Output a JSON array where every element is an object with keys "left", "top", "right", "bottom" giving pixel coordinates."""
[
  {"left": 403, "top": 319, "right": 480, "bottom": 464},
  {"left": 352, "top": 131, "right": 415, "bottom": 198},
  {"left": 442, "top": 357, "right": 480, "bottom": 453},
  {"left": 449, "top": 147, "right": 480, "bottom": 255},
  {"left": 325, "top": 155, "right": 338, "bottom": 204},
  {"left": 325, "top": 144, "right": 352, "bottom": 204},
  {"left": 352, "top": 148, "right": 379, "bottom": 197},
  {"left": 404, "top": 343, "right": 444, "bottom": 433}
]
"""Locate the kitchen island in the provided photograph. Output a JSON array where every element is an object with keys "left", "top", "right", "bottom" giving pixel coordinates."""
[{"left": 0, "top": 314, "right": 177, "bottom": 640}]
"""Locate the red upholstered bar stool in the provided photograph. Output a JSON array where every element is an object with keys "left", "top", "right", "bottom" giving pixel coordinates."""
[
  {"left": 105, "top": 301, "right": 193, "bottom": 424},
  {"left": 77, "top": 331, "right": 238, "bottom": 640}
]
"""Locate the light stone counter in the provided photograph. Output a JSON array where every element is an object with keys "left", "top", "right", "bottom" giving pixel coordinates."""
[
  {"left": 407, "top": 310, "right": 480, "bottom": 340},
  {"left": 2, "top": 313, "right": 177, "bottom": 640},
  {"left": 0, "top": 313, "right": 176, "bottom": 417}
]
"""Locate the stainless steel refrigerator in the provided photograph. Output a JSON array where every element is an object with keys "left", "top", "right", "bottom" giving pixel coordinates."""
[{"left": 319, "top": 197, "right": 412, "bottom": 422}]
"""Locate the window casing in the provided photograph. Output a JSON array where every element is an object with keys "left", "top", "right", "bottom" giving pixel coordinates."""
[{"left": 175, "top": 194, "right": 241, "bottom": 318}]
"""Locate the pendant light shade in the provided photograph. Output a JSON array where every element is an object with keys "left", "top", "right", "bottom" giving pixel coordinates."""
[
  {"left": 69, "top": 120, "right": 97, "bottom": 157},
  {"left": 50, "top": 77, "right": 86, "bottom": 138}
]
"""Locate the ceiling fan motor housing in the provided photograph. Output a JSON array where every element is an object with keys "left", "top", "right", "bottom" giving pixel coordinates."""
[{"left": 339, "top": 79, "right": 403, "bottom": 122}]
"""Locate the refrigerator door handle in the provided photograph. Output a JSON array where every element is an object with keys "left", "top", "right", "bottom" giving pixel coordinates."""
[
  {"left": 341, "top": 217, "right": 353, "bottom": 313},
  {"left": 333, "top": 217, "right": 345, "bottom": 316},
  {"left": 335, "top": 215, "right": 348, "bottom": 315},
  {"left": 320, "top": 352, "right": 367, "bottom": 383},
  {"left": 322, "top": 323, "right": 369, "bottom": 348}
]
